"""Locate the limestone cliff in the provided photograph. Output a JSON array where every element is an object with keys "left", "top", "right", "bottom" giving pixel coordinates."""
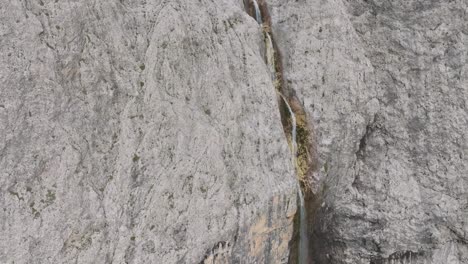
[
  {"left": 270, "top": 0, "right": 467, "bottom": 263},
  {"left": 0, "top": 1, "right": 297, "bottom": 263},
  {"left": 1, "top": 0, "right": 467, "bottom": 263}
]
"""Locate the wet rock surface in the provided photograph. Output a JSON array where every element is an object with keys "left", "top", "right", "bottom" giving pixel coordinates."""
[
  {"left": 269, "top": 0, "right": 467, "bottom": 263},
  {"left": 1, "top": 0, "right": 467, "bottom": 263}
]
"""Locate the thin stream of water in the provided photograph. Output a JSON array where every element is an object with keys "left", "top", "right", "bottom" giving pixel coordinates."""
[
  {"left": 253, "top": 0, "right": 262, "bottom": 24},
  {"left": 297, "top": 185, "right": 309, "bottom": 264},
  {"left": 280, "top": 94, "right": 297, "bottom": 158},
  {"left": 249, "top": 1, "right": 309, "bottom": 262},
  {"left": 279, "top": 94, "right": 309, "bottom": 264},
  {"left": 265, "top": 33, "right": 276, "bottom": 79}
]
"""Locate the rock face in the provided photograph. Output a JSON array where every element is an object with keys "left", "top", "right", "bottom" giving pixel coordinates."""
[
  {"left": 0, "top": 1, "right": 298, "bottom": 263},
  {"left": 1, "top": 0, "right": 467, "bottom": 264},
  {"left": 269, "top": 0, "right": 468, "bottom": 263}
]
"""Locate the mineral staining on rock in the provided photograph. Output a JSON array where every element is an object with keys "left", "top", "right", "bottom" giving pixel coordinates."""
[
  {"left": 269, "top": 0, "right": 468, "bottom": 263},
  {"left": 244, "top": 1, "right": 318, "bottom": 262},
  {"left": 1, "top": 0, "right": 467, "bottom": 263}
]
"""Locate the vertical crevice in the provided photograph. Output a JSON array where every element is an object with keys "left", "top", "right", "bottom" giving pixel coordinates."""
[{"left": 244, "top": 1, "right": 319, "bottom": 263}]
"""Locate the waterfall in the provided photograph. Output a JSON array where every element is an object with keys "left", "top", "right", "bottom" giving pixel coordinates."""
[
  {"left": 244, "top": 0, "right": 311, "bottom": 261},
  {"left": 265, "top": 33, "right": 276, "bottom": 79},
  {"left": 279, "top": 93, "right": 308, "bottom": 263},
  {"left": 279, "top": 94, "right": 297, "bottom": 157},
  {"left": 252, "top": 0, "right": 263, "bottom": 24},
  {"left": 297, "top": 185, "right": 309, "bottom": 264}
]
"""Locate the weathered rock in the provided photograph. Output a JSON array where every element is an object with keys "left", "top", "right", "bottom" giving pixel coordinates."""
[
  {"left": 269, "top": 0, "right": 467, "bottom": 263},
  {"left": 2, "top": 0, "right": 467, "bottom": 263},
  {"left": 0, "top": 1, "right": 298, "bottom": 263}
]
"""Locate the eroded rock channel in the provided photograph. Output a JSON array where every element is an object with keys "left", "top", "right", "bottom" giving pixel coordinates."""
[{"left": 244, "top": 1, "right": 318, "bottom": 263}]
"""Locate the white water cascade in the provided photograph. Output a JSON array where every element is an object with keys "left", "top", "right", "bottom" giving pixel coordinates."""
[
  {"left": 248, "top": 0, "right": 309, "bottom": 261},
  {"left": 252, "top": 0, "right": 263, "bottom": 24},
  {"left": 279, "top": 94, "right": 297, "bottom": 158},
  {"left": 265, "top": 33, "right": 276, "bottom": 79},
  {"left": 279, "top": 93, "right": 309, "bottom": 264},
  {"left": 297, "top": 184, "right": 309, "bottom": 264}
]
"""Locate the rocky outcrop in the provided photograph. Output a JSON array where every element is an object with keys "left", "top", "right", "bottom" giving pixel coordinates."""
[
  {"left": 269, "top": 0, "right": 467, "bottom": 263},
  {"left": 0, "top": 1, "right": 298, "bottom": 263},
  {"left": 1, "top": 0, "right": 467, "bottom": 263}
]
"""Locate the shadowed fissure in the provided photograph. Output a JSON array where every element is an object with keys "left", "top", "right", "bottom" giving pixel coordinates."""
[{"left": 244, "top": 1, "right": 318, "bottom": 263}]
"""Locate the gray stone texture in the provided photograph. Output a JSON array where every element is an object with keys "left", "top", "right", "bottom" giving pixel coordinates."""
[
  {"left": 1, "top": 0, "right": 467, "bottom": 263},
  {"left": 0, "top": 0, "right": 297, "bottom": 263},
  {"left": 269, "top": 0, "right": 467, "bottom": 263}
]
